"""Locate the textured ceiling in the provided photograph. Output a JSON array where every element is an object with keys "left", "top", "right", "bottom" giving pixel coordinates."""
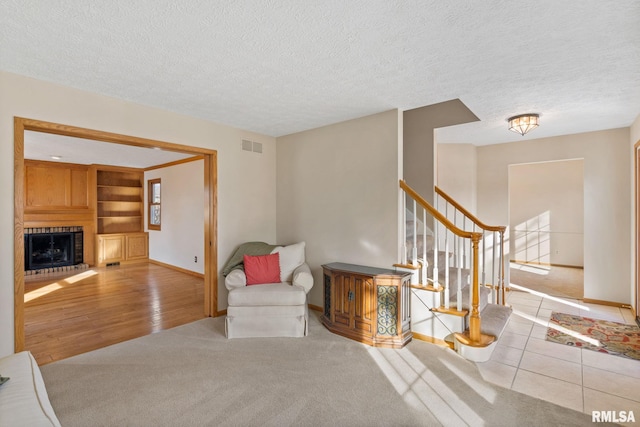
[{"left": 2, "top": 1, "right": 639, "bottom": 145}]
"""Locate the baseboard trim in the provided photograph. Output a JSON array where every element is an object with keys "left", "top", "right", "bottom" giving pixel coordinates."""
[
  {"left": 148, "top": 259, "right": 205, "bottom": 278},
  {"left": 215, "top": 309, "right": 227, "bottom": 317},
  {"left": 308, "top": 304, "right": 322, "bottom": 313},
  {"left": 511, "top": 260, "right": 583, "bottom": 269},
  {"left": 411, "top": 332, "right": 451, "bottom": 349},
  {"left": 582, "top": 298, "right": 630, "bottom": 308}
]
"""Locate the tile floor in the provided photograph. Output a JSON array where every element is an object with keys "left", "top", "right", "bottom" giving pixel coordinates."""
[{"left": 475, "top": 288, "right": 640, "bottom": 422}]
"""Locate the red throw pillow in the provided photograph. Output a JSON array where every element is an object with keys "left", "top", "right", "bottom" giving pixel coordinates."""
[{"left": 243, "top": 253, "right": 281, "bottom": 285}]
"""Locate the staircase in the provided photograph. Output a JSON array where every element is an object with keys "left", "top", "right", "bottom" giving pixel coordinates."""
[{"left": 397, "top": 180, "right": 512, "bottom": 362}]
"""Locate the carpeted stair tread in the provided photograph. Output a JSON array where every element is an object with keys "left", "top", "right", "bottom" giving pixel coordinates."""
[
  {"left": 479, "top": 303, "right": 512, "bottom": 338},
  {"left": 428, "top": 267, "right": 471, "bottom": 290},
  {"left": 449, "top": 285, "right": 491, "bottom": 311}
]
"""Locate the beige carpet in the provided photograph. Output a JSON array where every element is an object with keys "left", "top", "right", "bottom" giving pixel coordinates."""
[
  {"left": 41, "top": 312, "right": 593, "bottom": 427},
  {"left": 510, "top": 262, "right": 583, "bottom": 299}
]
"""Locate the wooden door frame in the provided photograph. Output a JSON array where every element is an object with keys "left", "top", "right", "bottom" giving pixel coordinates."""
[
  {"left": 636, "top": 139, "right": 640, "bottom": 324},
  {"left": 14, "top": 117, "right": 218, "bottom": 352}
]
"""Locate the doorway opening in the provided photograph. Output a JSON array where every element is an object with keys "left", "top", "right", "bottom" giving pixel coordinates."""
[
  {"left": 14, "top": 117, "right": 219, "bottom": 353},
  {"left": 633, "top": 141, "right": 640, "bottom": 326},
  {"left": 508, "top": 159, "right": 585, "bottom": 299}
]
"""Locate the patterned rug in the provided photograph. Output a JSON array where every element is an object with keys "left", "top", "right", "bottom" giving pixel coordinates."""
[{"left": 546, "top": 312, "right": 640, "bottom": 361}]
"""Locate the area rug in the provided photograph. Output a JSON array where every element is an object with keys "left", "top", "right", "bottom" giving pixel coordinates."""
[{"left": 546, "top": 312, "right": 640, "bottom": 361}]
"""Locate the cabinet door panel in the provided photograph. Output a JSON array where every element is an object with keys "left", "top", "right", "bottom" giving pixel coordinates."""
[
  {"left": 333, "top": 274, "right": 352, "bottom": 327},
  {"left": 70, "top": 168, "right": 89, "bottom": 207},
  {"left": 97, "top": 234, "right": 125, "bottom": 266},
  {"left": 25, "top": 165, "right": 69, "bottom": 207},
  {"left": 354, "top": 276, "right": 374, "bottom": 332},
  {"left": 126, "top": 233, "right": 148, "bottom": 260}
]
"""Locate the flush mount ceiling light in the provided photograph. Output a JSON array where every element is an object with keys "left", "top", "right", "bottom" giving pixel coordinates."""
[{"left": 508, "top": 113, "right": 539, "bottom": 136}]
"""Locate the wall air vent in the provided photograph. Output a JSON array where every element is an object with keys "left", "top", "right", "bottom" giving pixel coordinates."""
[{"left": 242, "top": 139, "right": 263, "bottom": 154}]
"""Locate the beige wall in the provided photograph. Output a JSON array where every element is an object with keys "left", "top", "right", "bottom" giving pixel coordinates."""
[
  {"left": 509, "top": 160, "right": 584, "bottom": 267},
  {"left": 0, "top": 71, "right": 277, "bottom": 357},
  {"left": 276, "top": 110, "right": 402, "bottom": 307},
  {"left": 477, "top": 128, "right": 631, "bottom": 304},
  {"left": 436, "top": 143, "right": 477, "bottom": 213},
  {"left": 145, "top": 160, "right": 205, "bottom": 275}
]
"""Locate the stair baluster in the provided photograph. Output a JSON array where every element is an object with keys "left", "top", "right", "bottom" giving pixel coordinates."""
[
  {"left": 402, "top": 192, "right": 407, "bottom": 265},
  {"left": 422, "top": 208, "right": 427, "bottom": 285},
  {"left": 499, "top": 229, "right": 505, "bottom": 304},
  {"left": 412, "top": 200, "right": 418, "bottom": 267},
  {"left": 444, "top": 227, "right": 450, "bottom": 309},
  {"left": 433, "top": 210, "right": 439, "bottom": 289},
  {"left": 456, "top": 235, "right": 462, "bottom": 312},
  {"left": 481, "top": 229, "right": 487, "bottom": 290}
]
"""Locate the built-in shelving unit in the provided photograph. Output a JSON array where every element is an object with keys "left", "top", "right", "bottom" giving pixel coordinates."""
[{"left": 96, "top": 168, "right": 143, "bottom": 234}]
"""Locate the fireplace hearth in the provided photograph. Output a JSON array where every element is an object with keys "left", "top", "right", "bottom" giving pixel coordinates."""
[{"left": 24, "top": 227, "right": 83, "bottom": 272}]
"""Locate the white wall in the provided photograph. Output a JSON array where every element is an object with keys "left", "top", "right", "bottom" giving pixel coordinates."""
[
  {"left": 477, "top": 128, "right": 631, "bottom": 304},
  {"left": 145, "top": 160, "right": 205, "bottom": 274},
  {"left": 436, "top": 143, "right": 477, "bottom": 213},
  {"left": 509, "top": 160, "right": 584, "bottom": 267},
  {"left": 276, "top": 110, "right": 402, "bottom": 307},
  {"left": 0, "top": 71, "right": 277, "bottom": 357}
]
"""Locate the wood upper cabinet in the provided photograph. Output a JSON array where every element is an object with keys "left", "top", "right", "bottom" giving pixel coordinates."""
[
  {"left": 322, "top": 263, "right": 412, "bottom": 349},
  {"left": 24, "top": 160, "right": 89, "bottom": 209}
]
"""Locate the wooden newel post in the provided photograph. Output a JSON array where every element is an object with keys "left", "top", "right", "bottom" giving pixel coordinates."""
[
  {"left": 499, "top": 228, "right": 506, "bottom": 305},
  {"left": 469, "top": 235, "right": 481, "bottom": 343}
]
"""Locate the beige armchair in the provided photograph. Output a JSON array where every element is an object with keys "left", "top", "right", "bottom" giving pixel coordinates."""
[{"left": 224, "top": 241, "right": 313, "bottom": 338}]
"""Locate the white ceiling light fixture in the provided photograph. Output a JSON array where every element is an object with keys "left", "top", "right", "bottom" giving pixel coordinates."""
[
  {"left": 508, "top": 113, "right": 539, "bottom": 136},
  {"left": 50, "top": 155, "right": 62, "bottom": 160}
]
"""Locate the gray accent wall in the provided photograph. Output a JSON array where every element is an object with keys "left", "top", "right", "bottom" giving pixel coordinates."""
[{"left": 404, "top": 99, "right": 479, "bottom": 204}]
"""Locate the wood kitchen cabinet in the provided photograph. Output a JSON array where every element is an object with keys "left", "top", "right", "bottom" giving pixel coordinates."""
[{"left": 322, "top": 263, "right": 412, "bottom": 348}]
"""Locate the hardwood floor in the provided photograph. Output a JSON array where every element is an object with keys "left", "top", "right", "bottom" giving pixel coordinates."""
[{"left": 24, "top": 262, "right": 205, "bottom": 365}]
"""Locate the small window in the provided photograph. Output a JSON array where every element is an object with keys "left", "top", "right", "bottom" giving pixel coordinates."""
[{"left": 148, "top": 178, "right": 161, "bottom": 230}]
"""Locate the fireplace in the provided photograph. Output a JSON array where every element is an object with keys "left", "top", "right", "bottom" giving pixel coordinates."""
[{"left": 24, "top": 227, "right": 83, "bottom": 271}]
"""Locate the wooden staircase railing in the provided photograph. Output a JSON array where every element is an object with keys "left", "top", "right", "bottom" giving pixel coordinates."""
[
  {"left": 399, "top": 180, "right": 495, "bottom": 347},
  {"left": 435, "top": 186, "right": 507, "bottom": 305}
]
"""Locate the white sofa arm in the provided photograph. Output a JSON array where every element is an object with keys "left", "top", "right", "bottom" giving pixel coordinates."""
[
  {"left": 225, "top": 269, "right": 247, "bottom": 290},
  {"left": 292, "top": 263, "right": 313, "bottom": 294},
  {"left": 0, "top": 351, "right": 61, "bottom": 427}
]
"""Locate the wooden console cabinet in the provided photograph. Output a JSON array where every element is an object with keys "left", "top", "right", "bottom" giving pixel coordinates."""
[{"left": 322, "top": 263, "right": 412, "bottom": 349}]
